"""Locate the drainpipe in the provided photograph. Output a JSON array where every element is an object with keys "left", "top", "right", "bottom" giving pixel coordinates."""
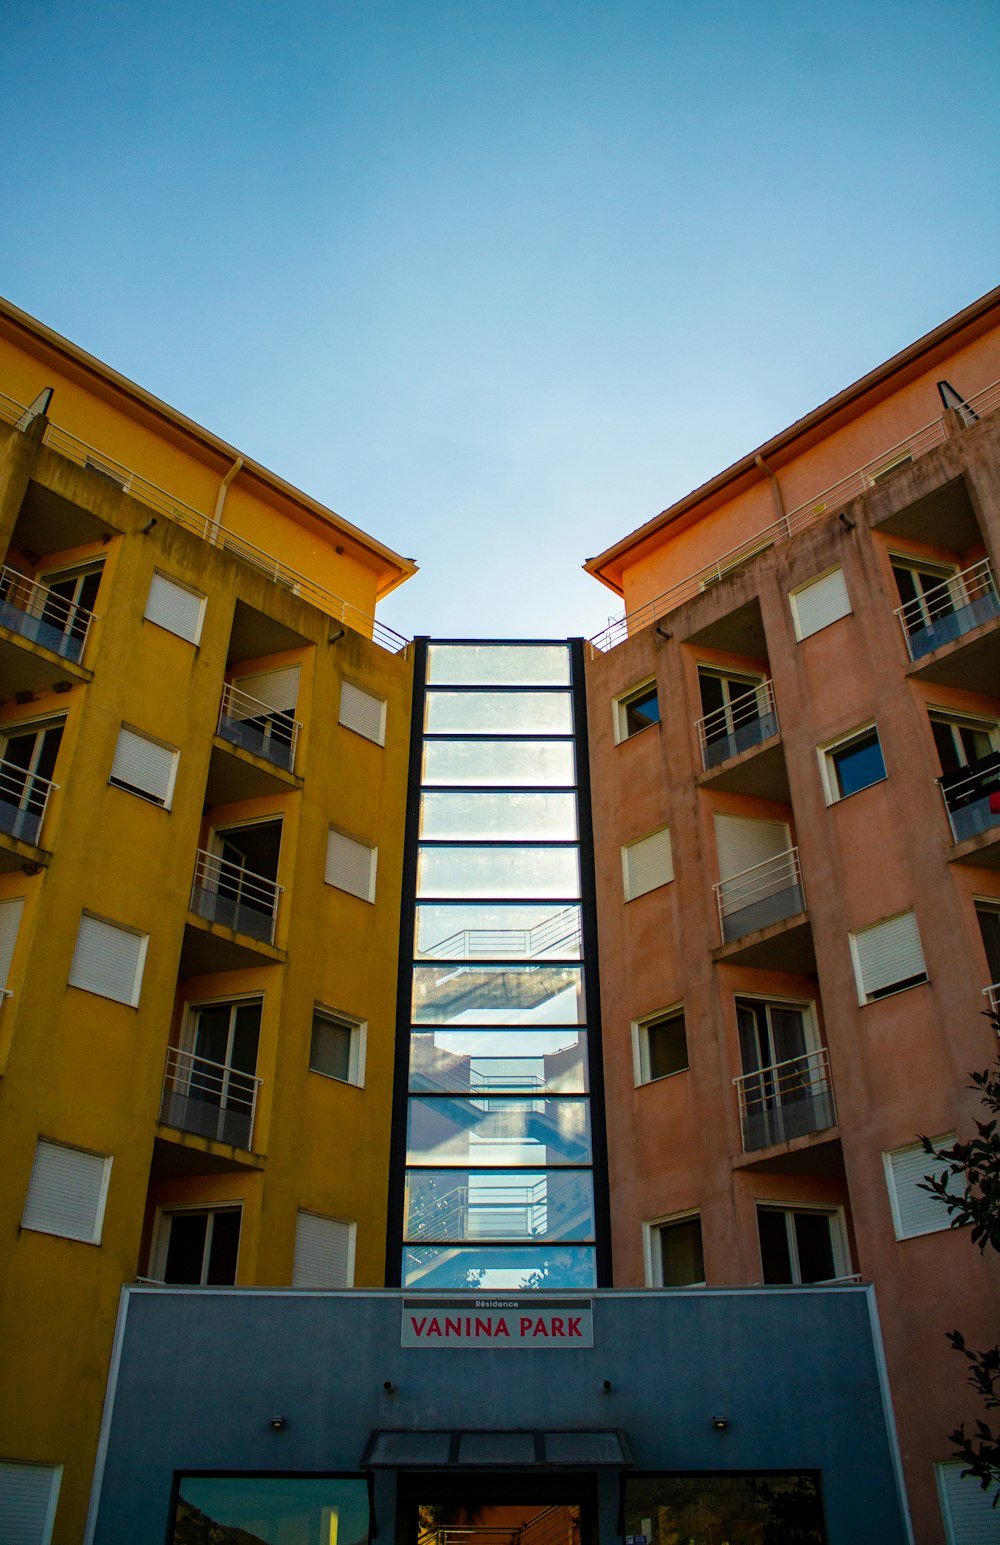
[
  {"left": 211, "top": 457, "right": 243, "bottom": 542},
  {"left": 755, "top": 455, "right": 789, "bottom": 538}
]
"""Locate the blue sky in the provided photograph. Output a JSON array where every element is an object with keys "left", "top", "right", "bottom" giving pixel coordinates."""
[{"left": 1, "top": 1, "right": 998, "bottom": 640}]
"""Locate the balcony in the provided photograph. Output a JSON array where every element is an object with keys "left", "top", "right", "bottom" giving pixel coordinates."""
[
  {"left": 217, "top": 681, "right": 300, "bottom": 772},
  {"left": 696, "top": 679, "right": 778, "bottom": 770},
  {"left": 715, "top": 846, "right": 804, "bottom": 945},
  {"left": 895, "top": 558, "right": 1000, "bottom": 662},
  {"left": 0, "top": 565, "right": 96, "bottom": 663},
  {"left": 0, "top": 758, "right": 57, "bottom": 846},
  {"left": 159, "top": 1046, "right": 261, "bottom": 1150},
  {"left": 985, "top": 985, "right": 1000, "bottom": 1018},
  {"left": 939, "top": 754, "right": 1000, "bottom": 843},
  {"left": 189, "top": 847, "right": 282, "bottom": 945},
  {"left": 734, "top": 1048, "right": 836, "bottom": 1153}
]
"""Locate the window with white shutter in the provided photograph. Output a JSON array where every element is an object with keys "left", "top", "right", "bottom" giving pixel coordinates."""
[
  {"left": 851, "top": 910, "right": 928, "bottom": 1003},
  {"left": 109, "top": 726, "right": 178, "bottom": 807},
  {"left": 884, "top": 1135, "right": 956, "bottom": 1240},
  {"left": 292, "top": 1211, "right": 355, "bottom": 1288},
  {"left": 144, "top": 572, "right": 205, "bottom": 644},
  {"left": 0, "top": 1460, "right": 62, "bottom": 1545},
  {"left": 936, "top": 1458, "right": 1000, "bottom": 1543},
  {"left": 21, "top": 1138, "right": 111, "bottom": 1244},
  {"left": 339, "top": 680, "right": 387, "bottom": 745},
  {"left": 68, "top": 913, "right": 147, "bottom": 1006},
  {"left": 622, "top": 828, "right": 673, "bottom": 900},
  {"left": 789, "top": 567, "right": 852, "bottom": 640},
  {"left": 325, "top": 830, "right": 377, "bottom": 902},
  {"left": 0, "top": 897, "right": 24, "bottom": 993}
]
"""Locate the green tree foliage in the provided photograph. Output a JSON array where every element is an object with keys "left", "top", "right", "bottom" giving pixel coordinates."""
[{"left": 920, "top": 1033, "right": 1000, "bottom": 1507}]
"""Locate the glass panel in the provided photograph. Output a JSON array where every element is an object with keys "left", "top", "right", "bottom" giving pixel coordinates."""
[
  {"left": 422, "top": 739, "right": 576, "bottom": 787},
  {"left": 403, "top": 1242, "right": 597, "bottom": 1289},
  {"left": 427, "top": 644, "right": 571, "bottom": 686},
  {"left": 425, "top": 691, "right": 574, "bottom": 736},
  {"left": 367, "top": 1433, "right": 452, "bottom": 1465},
  {"left": 415, "top": 903, "right": 582, "bottom": 960},
  {"left": 758, "top": 1209, "right": 793, "bottom": 1283},
  {"left": 833, "top": 732, "right": 886, "bottom": 797},
  {"left": 206, "top": 1210, "right": 241, "bottom": 1285},
  {"left": 794, "top": 1211, "right": 836, "bottom": 1282},
  {"left": 405, "top": 1169, "right": 595, "bottom": 1242},
  {"left": 409, "top": 1029, "right": 589, "bottom": 1094},
  {"left": 624, "top": 1475, "right": 826, "bottom": 1545},
  {"left": 647, "top": 1015, "right": 688, "bottom": 1079},
  {"left": 458, "top": 1433, "right": 537, "bottom": 1464},
  {"left": 417, "top": 846, "right": 580, "bottom": 899},
  {"left": 420, "top": 791, "right": 578, "bottom": 841},
  {"left": 545, "top": 1433, "right": 629, "bottom": 1464},
  {"left": 406, "top": 1096, "right": 592, "bottom": 1165},
  {"left": 173, "top": 1476, "right": 370, "bottom": 1545},
  {"left": 659, "top": 1216, "right": 704, "bottom": 1286},
  {"left": 413, "top": 964, "right": 585, "bottom": 1025}
]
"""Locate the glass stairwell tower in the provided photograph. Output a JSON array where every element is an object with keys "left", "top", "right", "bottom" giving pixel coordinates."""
[{"left": 387, "top": 640, "right": 610, "bottom": 1290}]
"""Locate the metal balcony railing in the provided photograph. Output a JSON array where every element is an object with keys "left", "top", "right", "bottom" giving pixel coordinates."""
[
  {"left": 189, "top": 847, "right": 282, "bottom": 944},
  {"left": 894, "top": 557, "right": 1000, "bottom": 661},
  {"left": 715, "top": 845, "right": 804, "bottom": 944},
  {"left": 938, "top": 753, "right": 1000, "bottom": 843},
  {"left": 696, "top": 679, "right": 778, "bottom": 770},
  {"left": 426, "top": 906, "right": 582, "bottom": 960},
  {"left": 0, "top": 758, "right": 58, "bottom": 846},
  {"left": 0, "top": 565, "right": 97, "bottom": 662},
  {"left": 159, "top": 1045, "right": 261, "bottom": 1150},
  {"left": 0, "top": 394, "right": 409, "bottom": 654},
  {"left": 984, "top": 984, "right": 1000, "bottom": 1018},
  {"left": 217, "top": 682, "right": 301, "bottom": 772},
  {"left": 734, "top": 1046, "right": 836, "bottom": 1153}
]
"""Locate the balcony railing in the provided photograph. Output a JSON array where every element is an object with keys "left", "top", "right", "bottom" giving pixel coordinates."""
[
  {"left": 189, "top": 847, "right": 282, "bottom": 944},
  {"left": 0, "top": 565, "right": 96, "bottom": 662},
  {"left": 0, "top": 393, "right": 409, "bottom": 654},
  {"left": 217, "top": 682, "right": 301, "bottom": 772},
  {"left": 159, "top": 1045, "right": 261, "bottom": 1150},
  {"left": 938, "top": 753, "right": 1000, "bottom": 843},
  {"left": 894, "top": 557, "right": 1000, "bottom": 661},
  {"left": 715, "top": 845, "right": 804, "bottom": 944},
  {"left": 734, "top": 1047, "right": 836, "bottom": 1153},
  {"left": 588, "top": 377, "right": 1000, "bottom": 654},
  {"left": 985, "top": 984, "right": 1000, "bottom": 1018},
  {"left": 696, "top": 679, "right": 778, "bottom": 770},
  {"left": 0, "top": 758, "right": 58, "bottom": 845},
  {"left": 426, "top": 906, "right": 582, "bottom": 960}
]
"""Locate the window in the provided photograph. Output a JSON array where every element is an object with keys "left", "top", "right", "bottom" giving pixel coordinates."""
[
  {"left": 883, "top": 1136, "right": 957, "bottom": 1240},
  {"left": 975, "top": 901, "right": 1000, "bottom": 987},
  {"left": 326, "top": 828, "right": 377, "bottom": 902},
  {"left": 292, "top": 1210, "right": 356, "bottom": 1287},
  {"left": 634, "top": 1006, "right": 688, "bottom": 1083},
  {"left": 21, "top": 1138, "right": 111, "bottom": 1244},
  {"left": 144, "top": 571, "right": 205, "bottom": 644},
  {"left": 819, "top": 723, "right": 887, "bottom": 802},
  {"left": 0, "top": 1460, "right": 62, "bottom": 1545},
  {"left": 736, "top": 999, "right": 833, "bottom": 1150},
  {"left": 647, "top": 1212, "right": 705, "bottom": 1287},
  {"left": 109, "top": 725, "right": 178, "bottom": 807},
  {"left": 850, "top": 909, "right": 927, "bottom": 1003},
  {"left": 192, "top": 820, "right": 283, "bottom": 944},
  {"left": 936, "top": 1458, "right": 1000, "bottom": 1543},
  {"left": 930, "top": 712, "right": 999, "bottom": 775},
  {"left": 789, "top": 567, "right": 852, "bottom": 640},
  {"left": 891, "top": 555, "right": 959, "bottom": 633},
  {"left": 68, "top": 912, "right": 147, "bottom": 1006},
  {"left": 0, "top": 718, "right": 64, "bottom": 845},
  {"left": 310, "top": 1007, "right": 365, "bottom": 1085},
  {"left": 224, "top": 665, "right": 300, "bottom": 768},
  {"left": 169, "top": 1476, "right": 370, "bottom": 1545},
  {"left": 0, "top": 896, "right": 24, "bottom": 994},
  {"left": 756, "top": 1205, "right": 847, "bottom": 1283},
  {"left": 697, "top": 668, "right": 774, "bottom": 766},
  {"left": 614, "top": 680, "right": 660, "bottom": 742},
  {"left": 153, "top": 1205, "right": 242, "bottom": 1285},
  {"left": 622, "top": 827, "right": 673, "bottom": 901},
  {"left": 339, "top": 679, "right": 387, "bottom": 745}
]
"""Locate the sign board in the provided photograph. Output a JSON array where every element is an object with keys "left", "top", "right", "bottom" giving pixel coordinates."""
[{"left": 401, "top": 1296, "right": 594, "bottom": 1348}]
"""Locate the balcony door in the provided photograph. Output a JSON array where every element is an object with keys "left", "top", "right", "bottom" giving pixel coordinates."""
[
  {"left": 0, "top": 718, "right": 64, "bottom": 843},
  {"left": 185, "top": 998, "right": 262, "bottom": 1147},
  {"left": 736, "top": 998, "right": 828, "bottom": 1149}
]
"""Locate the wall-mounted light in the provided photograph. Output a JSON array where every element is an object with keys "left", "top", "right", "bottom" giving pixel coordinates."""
[
  {"left": 711, "top": 1417, "right": 728, "bottom": 1432},
  {"left": 601, "top": 1380, "right": 613, "bottom": 1392},
  {"left": 15, "top": 691, "right": 34, "bottom": 705},
  {"left": 270, "top": 1416, "right": 287, "bottom": 1432},
  {"left": 140, "top": 517, "right": 157, "bottom": 535},
  {"left": 382, "top": 1380, "right": 396, "bottom": 1394},
  {"left": 837, "top": 511, "right": 856, "bottom": 531},
  {"left": 329, "top": 628, "right": 346, "bottom": 644},
  {"left": 52, "top": 680, "right": 73, "bottom": 694},
  {"left": 655, "top": 625, "right": 672, "bottom": 641}
]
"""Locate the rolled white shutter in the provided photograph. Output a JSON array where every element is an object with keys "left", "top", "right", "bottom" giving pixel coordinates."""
[
  {"left": 883, "top": 1137, "right": 955, "bottom": 1240},
  {"left": 339, "top": 681, "right": 386, "bottom": 744},
  {"left": 714, "top": 814, "right": 789, "bottom": 881},
  {"left": 68, "top": 914, "right": 146, "bottom": 1005},
  {"left": 110, "top": 727, "right": 176, "bottom": 804},
  {"left": 21, "top": 1139, "right": 110, "bottom": 1243},
  {"left": 234, "top": 666, "right": 300, "bottom": 714},
  {"left": 791, "top": 568, "right": 851, "bottom": 639},
  {"left": 0, "top": 1461, "right": 61, "bottom": 1545},
  {"left": 937, "top": 1459, "right": 1000, "bottom": 1543},
  {"left": 326, "top": 831, "right": 377, "bottom": 901},
  {"left": 622, "top": 829, "right": 673, "bottom": 900},
  {"left": 0, "top": 896, "right": 24, "bottom": 989},
  {"left": 144, "top": 573, "right": 204, "bottom": 643},
  {"left": 853, "top": 911, "right": 926, "bottom": 1001},
  {"left": 293, "top": 1211, "right": 353, "bottom": 1287}
]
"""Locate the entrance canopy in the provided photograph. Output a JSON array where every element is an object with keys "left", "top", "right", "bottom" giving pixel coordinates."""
[{"left": 361, "top": 1430, "right": 632, "bottom": 1468}]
